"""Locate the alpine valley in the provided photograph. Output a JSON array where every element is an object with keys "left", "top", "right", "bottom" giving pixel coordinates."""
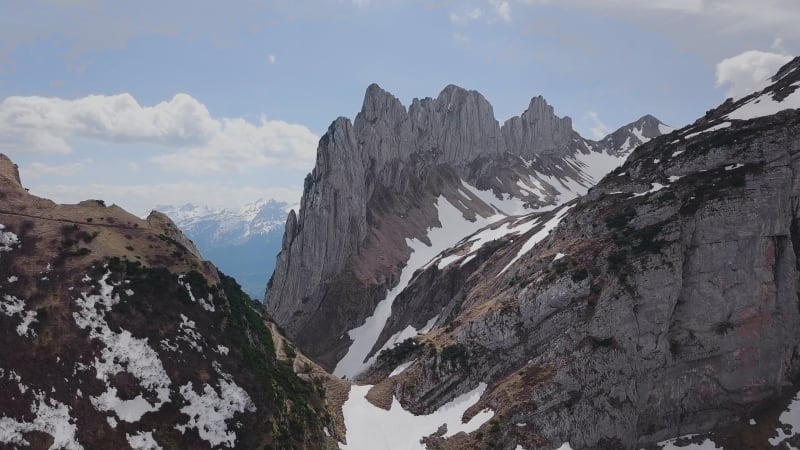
[
  {"left": 158, "top": 200, "right": 292, "bottom": 299},
  {"left": 3, "top": 57, "right": 800, "bottom": 450}
]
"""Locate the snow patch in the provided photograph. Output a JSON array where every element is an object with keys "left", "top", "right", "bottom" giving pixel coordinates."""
[
  {"left": 334, "top": 196, "right": 503, "bottom": 378},
  {"left": 0, "top": 224, "right": 20, "bottom": 254},
  {"left": 632, "top": 126, "right": 647, "bottom": 144},
  {"left": 770, "top": 392, "right": 800, "bottom": 446},
  {"left": 659, "top": 435, "right": 721, "bottom": 449},
  {"left": 620, "top": 136, "right": 633, "bottom": 152},
  {"left": 389, "top": 359, "right": 416, "bottom": 377},
  {"left": 500, "top": 206, "right": 572, "bottom": 275},
  {"left": 0, "top": 392, "right": 83, "bottom": 450},
  {"left": 0, "top": 294, "right": 38, "bottom": 337},
  {"left": 341, "top": 383, "right": 493, "bottom": 449},
  {"left": 73, "top": 270, "right": 171, "bottom": 422},
  {"left": 179, "top": 277, "right": 215, "bottom": 312},
  {"left": 685, "top": 122, "right": 731, "bottom": 139},
  {"left": 725, "top": 163, "right": 744, "bottom": 171},
  {"left": 437, "top": 216, "right": 540, "bottom": 270},
  {"left": 460, "top": 181, "right": 528, "bottom": 216},
  {"left": 127, "top": 431, "right": 163, "bottom": 450},
  {"left": 176, "top": 380, "right": 255, "bottom": 448},
  {"left": 726, "top": 83, "right": 800, "bottom": 121},
  {"left": 659, "top": 123, "right": 675, "bottom": 134},
  {"left": 633, "top": 183, "right": 667, "bottom": 197},
  {"left": 178, "top": 314, "right": 204, "bottom": 352}
]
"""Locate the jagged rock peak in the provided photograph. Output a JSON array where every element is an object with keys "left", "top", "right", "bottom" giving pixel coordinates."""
[
  {"left": 502, "top": 94, "right": 580, "bottom": 157},
  {"left": 359, "top": 83, "right": 408, "bottom": 124},
  {"left": 437, "top": 83, "right": 487, "bottom": 102},
  {"left": 630, "top": 114, "right": 668, "bottom": 137},
  {"left": 524, "top": 95, "right": 571, "bottom": 124},
  {"left": 0, "top": 153, "right": 22, "bottom": 187}
]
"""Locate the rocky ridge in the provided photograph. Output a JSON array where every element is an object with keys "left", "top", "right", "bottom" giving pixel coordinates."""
[
  {"left": 266, "top": 84, "right": 668, "bottom": 371},
  {"left": 0, "top": 158, "right": 339, "bottom": 449}
]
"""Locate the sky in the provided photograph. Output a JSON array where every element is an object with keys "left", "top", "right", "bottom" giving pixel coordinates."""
[{"left": 1, "top": 0, "right": 798, "bottom": 216}]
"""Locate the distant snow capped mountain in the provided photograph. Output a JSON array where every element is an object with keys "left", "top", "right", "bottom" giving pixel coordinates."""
[
  {"left": 158, "top": 199, "right": 292, "bottom": 298},
  {"left": 160, "top": 199, "right": 292, "bottom": 244},
  {"left": 597, "top": 114, "right": 674, "bottom": 154}
]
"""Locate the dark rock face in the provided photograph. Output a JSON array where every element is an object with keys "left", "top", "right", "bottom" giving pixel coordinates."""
[{"left": 266, "top": 83, "right": 669, "bottom": 370}]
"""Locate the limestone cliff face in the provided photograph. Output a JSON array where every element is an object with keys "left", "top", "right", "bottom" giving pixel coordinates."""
[
  {"left": 266, "top": 83, "right": 668, "bottom": 369},
  {"left": 360, "top": 58, "right": 800, "bottom": 449},
  {"left": 502, "top": 96, "right": 583, "bottom": 158}
]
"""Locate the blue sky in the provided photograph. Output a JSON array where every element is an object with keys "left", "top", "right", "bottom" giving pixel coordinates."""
[{"left": 1, "top": 0, "right": 798, "bottom": 215}]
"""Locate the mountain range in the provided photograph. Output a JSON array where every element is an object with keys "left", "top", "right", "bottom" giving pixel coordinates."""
[
  {"left": 158, "top": 200, "right": 292, "bottom": 299},
  {"left": 2, "top": 57, "right": 800, "bottom": 449},
  {"left": 266, "top": 83, "right": 672, "bottom": 373},
  {"left": 267, "top": 57, "right": 800, "bottom": 448}
]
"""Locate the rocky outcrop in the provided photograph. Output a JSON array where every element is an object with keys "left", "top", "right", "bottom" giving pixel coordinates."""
[
  {"left": 0, "top": 153, "right": 21, "bottom": 187},
  {"left": 266, "top": 83, "right": 669, "bottom": 370}
]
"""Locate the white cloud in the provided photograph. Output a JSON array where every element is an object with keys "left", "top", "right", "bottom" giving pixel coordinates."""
[
  {"left": 449, "top": 8, "right": 483, "bottom": 25},
  {"left": 517, "top": 0, "right": 800, "bottom": 41},
  {"left": 28, "top": 182, "right": 303, "bottom": 217},
  {"left": 0, "top": 93, "right": 318, "bottom": 173},
  {"left": 489, "top": 0, "right": 511, "bottom": 22},
  {"left": 715, "top": 50, "right": 792, "bottom": 99},
  {"left": 152, "top": 116, "right": 318, "bottom": 173},
  {"left": 586, "top": 112, "right": 609, "bottom": 139},
  {"left": 267, "top": 54, "right": 276, "bottom": 64}
]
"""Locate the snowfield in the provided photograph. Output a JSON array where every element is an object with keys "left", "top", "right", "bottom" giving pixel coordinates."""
[
  {"left": 726, "top": 82, "right": 800, "bottom": 121},
  {"left": 334, "top": 194, "right": 506, "bottom": 378},
  {"left": 340, "top": 383, "right": 494, "bottom": 449}
]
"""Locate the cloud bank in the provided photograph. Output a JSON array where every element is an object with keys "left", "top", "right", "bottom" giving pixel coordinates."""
[
  {"left": 0, "top": 93, "right": 318, "bottom": 173},
  {"left": 715, "top": 50, "right": 793, "bottom": 99}
]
